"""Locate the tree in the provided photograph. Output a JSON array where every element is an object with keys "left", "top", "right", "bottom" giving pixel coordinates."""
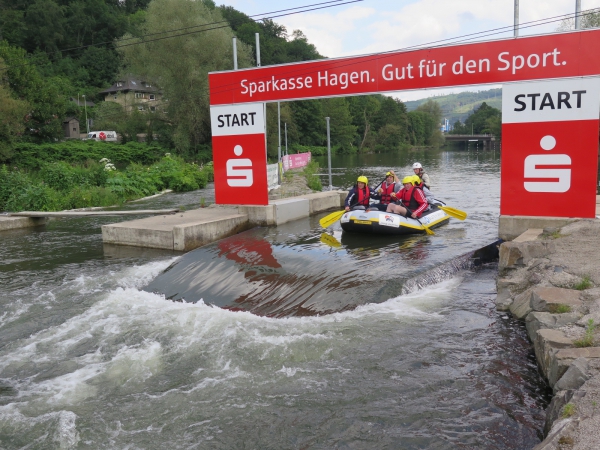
[
  {"left": 0, "top": 41, "right": 66, "bottom": 142},
  {"left": 322, "top": 97, "right": 357, "bottom": 151},
  {"left": 118, "top": 0, "right": 253, "bottom": 156},
  {"left": 0, "top": 83, "right": 30, "bottom": 161},
  {"left": 416, "top": 99, "right": 444, "bottom": 146}
]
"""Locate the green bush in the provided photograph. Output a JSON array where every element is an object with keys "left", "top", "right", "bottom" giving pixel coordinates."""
[
  {"left": 303, "top": 160, "right": 323, "bottom": 191},
  {"left": 1, "top": 156, "right": 214, "bottom": 212},
  {"left": 8, "top": 141, "right": 165, "bottom": 169},
  {"left": 4, "top": 182, "right": 61, "bottom": 212}
]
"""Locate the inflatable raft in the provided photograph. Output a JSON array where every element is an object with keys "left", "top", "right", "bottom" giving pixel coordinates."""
[{"left": 340, "top": 205, "right": 450, "bottom": 235}]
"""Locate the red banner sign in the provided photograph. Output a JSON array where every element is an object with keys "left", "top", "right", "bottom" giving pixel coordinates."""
[
  {"left": 210, "top": 29, "right": 600, "bottom": 105},
  {"left": 211, "top": 103, "right": 268, "bottom": 205},
  {"left": 501, "top": 78, "right": 600, "bottom": 218}
]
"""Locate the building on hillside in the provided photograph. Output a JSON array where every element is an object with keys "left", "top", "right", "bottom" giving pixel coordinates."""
[
  {"left": 63, "top": 117, "right": 80, "bottom": 139},
  {"left": 99, "top": 77, "right": 162, "bottom": 113}
]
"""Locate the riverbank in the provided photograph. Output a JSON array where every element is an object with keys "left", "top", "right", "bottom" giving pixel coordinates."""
[{"left": 497, "top": 220, "right": 600, "bottom": 449}]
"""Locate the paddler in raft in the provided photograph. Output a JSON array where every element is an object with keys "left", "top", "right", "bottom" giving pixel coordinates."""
[
  {"left": 344, "top": 175, "right": 371, "bottom": 211},
  {"left": 368, "top": 170, "right": 401, "bottom": 211},
  {"left": 386, "top": 175, "right": 429, "bottom": 219}
]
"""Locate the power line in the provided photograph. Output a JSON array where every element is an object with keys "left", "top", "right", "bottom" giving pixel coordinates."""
[
  {"left": 85, "top": 8, "right": 600, "bottom": 123},
  {"left": 0, "top": 0, "right": 361, "bottom": 72},
  {"left": 208, "top": 7, "right": 600, "bottom": 98}
]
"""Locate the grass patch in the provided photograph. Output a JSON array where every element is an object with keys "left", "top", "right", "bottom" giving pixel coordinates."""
[
  {"left": 302, "top": 161, "right": 323, "bottom": 191},
  {"left": 548, "top": 304, "right": 572, "bottom": 314},
  {"left": 574, "top": 275, "right": 593, "bottom": 291},
  {"left": 562, "top": 403, "right": 576, "bottom": 418},
  {"left": 574, "top": 319, "right": 596, "bottom": 348},
  {"left": 558, "top": 435, "right": 574, "bottom": 446}
]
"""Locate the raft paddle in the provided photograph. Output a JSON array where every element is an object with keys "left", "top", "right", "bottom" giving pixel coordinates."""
[
  {"left": 320, "top": 232, "right": 342, "bottom": 248},
  {"left": 319, "top": 210, "right": 347, "bottom": 228},
  {"left": 406, "top": 207, "right": 434, "bottom": 235},
  {"left": 437, "top": 206, "right": 467, "bottom": 221}
]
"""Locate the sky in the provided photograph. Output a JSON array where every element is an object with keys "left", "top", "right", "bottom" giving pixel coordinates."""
[{"left": 218, "top": 0, "right": 600, "bottom": 101}]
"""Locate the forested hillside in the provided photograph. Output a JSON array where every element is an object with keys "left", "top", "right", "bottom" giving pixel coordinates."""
[
  {"left": 0, "top": 0, "right": 444, "bottom": 164},
  {"left": 404, "top": 88, "right": 502, "bottom": 126}
]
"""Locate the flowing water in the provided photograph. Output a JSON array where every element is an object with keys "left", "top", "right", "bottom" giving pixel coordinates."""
[{"left": 0, "top": 148, "right": 551, "bottom": 449}]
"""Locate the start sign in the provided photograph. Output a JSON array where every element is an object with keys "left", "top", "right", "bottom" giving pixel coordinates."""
[
  {"left": 501, "top": 77, "right": 600, "bottom": 218},
  {"left": 210, "top": 102, "right": 268, "bottom": 205}
]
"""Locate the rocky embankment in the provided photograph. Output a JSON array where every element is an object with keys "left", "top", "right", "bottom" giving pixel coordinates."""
[
  {"left": 268, "top": 169, "right": 316, "bottom": 200},
  {"left": 497, "top": 220, "right": 600, "bottom": 450}
]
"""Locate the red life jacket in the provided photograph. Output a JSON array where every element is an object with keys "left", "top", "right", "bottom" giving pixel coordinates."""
[
  {"left": 399, "top": 186, "right": 420, "bottom": 211},
  {"left": 356, "top": 186, "right": 370, "bottom": 206},
  {"left": 379, "top": 182, "right": 395, "bottom": 204}
]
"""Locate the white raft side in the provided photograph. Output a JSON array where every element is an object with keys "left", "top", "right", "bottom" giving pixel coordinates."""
[{"left": 340, "top": 209, "right": 449, "bottom": 231}]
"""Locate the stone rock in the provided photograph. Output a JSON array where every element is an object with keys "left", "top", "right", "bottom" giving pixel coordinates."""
[
  {"left": 550, "top": 347, "right": 600, "bottom": 388},
  {"left": 496, "top": 277, "right": 519, "bottom": 310},
  {"left": 548, "top": 271, "right": 584, "bottom": 290},
  {"left": 534, "top": 329, "right": 574, "bottom": 384},
  {"left": 534, "top": 418, "right": 579, "bottom": 450},
  {"left": 525, "top": 312, "right": 582, "bottom": 343},
  {"left": 577, "top": 312, "right": 600, "bottom": 327},
  {"left": 554, "top": 357, "right": 590, "bottom": 393},
  {"left": 530, "top": 287, "right": 582, "bottom": 313},
  {"left": 539, "top": 388, "right": 586, "bottom": 439},
  {"left": 510, "top": 287, "right": 534, "bottom": 319},
  {"left": 499, "top": 240, "right": 556, "bottom": 271}
]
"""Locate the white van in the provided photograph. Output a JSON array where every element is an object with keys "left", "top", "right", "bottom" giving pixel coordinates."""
[{"left": 87, "top": 131, "right": 117, "bottom": 142}]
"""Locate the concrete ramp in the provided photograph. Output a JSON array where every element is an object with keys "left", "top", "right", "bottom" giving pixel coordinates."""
[{"left": 102, "top": 208, "right": 251, "bottom": 252}]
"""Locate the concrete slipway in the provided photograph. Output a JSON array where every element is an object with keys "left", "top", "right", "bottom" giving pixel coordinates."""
[{"left": 101, "top": 191, "right": 346, "bottom": 252}]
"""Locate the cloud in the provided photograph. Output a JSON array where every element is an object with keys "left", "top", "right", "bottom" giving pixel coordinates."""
[{"left": 277, "top": 5, "right": 376, "bottom": 57}]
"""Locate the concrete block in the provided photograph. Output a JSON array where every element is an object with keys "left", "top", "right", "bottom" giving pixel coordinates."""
[
  {"left": 272, "top": 198, "right": 310, "bottom": 225},
  {"left": 530, "top": 287, "right": 582, "bottom": 313},
  {"left": 499, "top": 215, "right": 576, "bottom": 241},
  {"left": 554, "top": 357, "right": 590, "bottom": 393},
  {"left": 297, "top": 191, "right": 343, "bottom": 214},
  {"left": 102, "top": 224, "right": 174, "bottom": 250},
  {"left": 534, "top": 328, "right": 574, "bottom": 384},
  {"left": 173, "top": 213, "right": 251, "bottom": 252},
  {"left": 498, "top": 240, "right": 556, "bottom": 270},
  {"left": 0, "top": 216, "right": 46, "bottom": 232},
  {"left": 510, "top": 287, "right": 534, "bottom": 319},
  {"left": 238, "top": 204, "right": 276, "bottom": 226},
  {"left": 526, "top": 311, "right": 582, "bottom": 343}
]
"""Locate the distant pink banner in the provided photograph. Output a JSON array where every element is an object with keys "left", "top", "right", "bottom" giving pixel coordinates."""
[{"left": 282, "top": 152, "right": 311, "bottom": 171}]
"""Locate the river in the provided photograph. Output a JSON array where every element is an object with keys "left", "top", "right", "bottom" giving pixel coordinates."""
[{"left": 0, "top": 147, "right": 551, "bottom": 449}]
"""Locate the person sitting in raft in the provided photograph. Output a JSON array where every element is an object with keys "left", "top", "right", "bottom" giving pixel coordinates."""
[
  {"left": 386, "top": 175, "right": 429, "bottom": 218},
  {"left": 344, "top": 176, "right": 371, "bottom": 211},
  {"left": 369, "top": 171, "right": 400, "bottom": 211},
  {"left": 411, "top": 175, "right": 440, "bottom": 206},
  {"left": 412, "top": 162, "right": 431, "bottom": 189}
]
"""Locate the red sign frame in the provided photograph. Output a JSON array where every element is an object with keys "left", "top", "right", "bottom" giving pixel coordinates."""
[{"left": 210, "top": 29, "right": 600, "bottom": 105}]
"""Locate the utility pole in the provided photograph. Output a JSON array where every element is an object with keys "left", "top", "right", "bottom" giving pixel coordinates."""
[
  {"left": 285, "top": 123, "right": 288, "bottom": 156},
  {"left": 575, "top": 0, "right": 582, "bottom": 30},
  {"left": 82, "top": 94, "right": 89, "bottom": 135},
  {"left": 326, "top": 117, "right": 332, "bottom": 190},
  {"left": 233, "top": 37, "right": 238, "bottom": 70},
  {"left": 277, "top": 101, "right": 281, "bottom": 183},
  {"left": 255, "top": 32, "right": 267, "bottom": 161},
  {"left": 514, "top": 0, "right": 519, "bottom": 37}
]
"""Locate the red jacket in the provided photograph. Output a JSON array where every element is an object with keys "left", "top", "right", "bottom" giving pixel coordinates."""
[{"left": 398, "top": 186, "right": 428, "bottom": 217}]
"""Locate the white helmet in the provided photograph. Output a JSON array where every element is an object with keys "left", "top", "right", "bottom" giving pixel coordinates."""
[{"left": 412, "top": 162, "right": 422, "bottom": 169}]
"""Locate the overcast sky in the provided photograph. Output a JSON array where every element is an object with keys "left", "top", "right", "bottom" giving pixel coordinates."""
[{"left": 220, "top": 0, "right": 600, "bottom": 101}]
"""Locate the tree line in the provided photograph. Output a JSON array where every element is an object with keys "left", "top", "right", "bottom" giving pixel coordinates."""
[{"left": 2, "top": 0, "right": 462, "bottom": 163}]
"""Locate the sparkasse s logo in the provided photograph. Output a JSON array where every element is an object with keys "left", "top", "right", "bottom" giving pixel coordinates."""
[
  {"left": 226, "top": 145, "right": 253, "bottom": 187},
  {"left": 523, "top": 135, "right": 571, "bottom": 193}
]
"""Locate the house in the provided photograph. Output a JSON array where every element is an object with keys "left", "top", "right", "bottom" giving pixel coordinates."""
[
  {"left": 99, "top": 77, "right": 162, "bottom": 113},
  {"left": 63, "top": 117, "right": 80, "bottom": 139},
  {"left": 69, "top": 97, "right": 95, "bottom": 108}
]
